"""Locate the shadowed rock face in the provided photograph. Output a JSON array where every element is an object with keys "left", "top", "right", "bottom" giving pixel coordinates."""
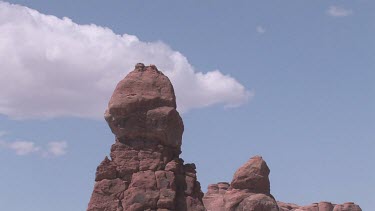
[{"left": 88, "top": 64, "right": 205, "bottom": 211}]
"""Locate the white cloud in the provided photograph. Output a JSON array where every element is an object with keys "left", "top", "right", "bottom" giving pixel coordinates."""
[
  {"left": 0, "top": 140, "right": 67, "bottom": 157},
  {"left": 5, "top": 141, "right": 40, "bottom": 155},
  {"left": 45, "top": 141, "right": 67, "bottom": 157},
  {"left": 327, "top": 6, "right": 353, "bottom": 17},
  {"left": 256, "top": 26, "right": 266, "bottom": 34},
  {"left": 0, "top": 2, "right": 252, "bottom": 120}
]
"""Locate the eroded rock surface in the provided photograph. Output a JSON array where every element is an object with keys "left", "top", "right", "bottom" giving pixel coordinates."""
[
  {"left": 104, "top": 63, "right": 183, "bottom": 148},
  {"left": 88, "top": 64, "right": 204, "bottom": 211},
  {"left": 277, "top": 201, "right": 362, "bottom": 211},
  {"left": 203, "top": 156, "right": 279, "bottom": 211},
  {"left": 87, "top": 63, "right": 361, "bottom": 211},
  {"left": 203, "top": 156, "right": 361, "bottom": 211},
  {"left": 231, "top": 155, "right": 270, "bottom": 194}
]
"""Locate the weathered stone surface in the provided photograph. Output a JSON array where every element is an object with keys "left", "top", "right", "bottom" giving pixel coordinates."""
[
  {"left": 88, "top": 63, "right": 361, "bottom": 211},
  {"left": 237, "top": 193, "right": 279, "bottom": 211},
  {"left": 87, "top": 178, "right": 128, "bottom": 211},
  {"left": 300, "top": 203, "right": 319, "bottom": 211},
  {"left": 231, "top": 155, "right": 270, "bottom": 194},
  {"left": 223, "top": 189, "right": 252, "bottom": 210},
  {"left": 165, "top": 159, "right": 181, "bottom": 173},
  {"left": 155, "top": 170, "right": 175, "bottom": 189},
  {"left": 88, "top": 64, "right": 204, "bottom": 211},
  {"left": 205, "top": 179, "right": 278, "bottom": 211},
  {"left": 104, "top": 64, "right": 183, "bottom": 148},
  {"left": 333, "top": 202, "right": 362, "bottom": 211},
  {"left": 185, "top": 196, "right": 206, "bottom": 211},
  {"left": 203, "top": 184, "right": 225, "bottom": 211},
  {"left": 107, "top": 63, "right": 176, "bottom": 113},
  {"left": 95, "top": 156, "right": 117, "bottom": 181},
  {"left": 203, "top": 155, "right": 361, "bottom": 211},
  {"left": 157, "top": 188, "right": 176, "bottom": 209},
  {"left": 319, "top": 201, "right": 335, "bottom": 211},
  {"left": 204, "top": 156, "right": 277, "bottom": 210},
  {"left": 122, "top": 188, "right": 159, "bottom": 210},
  {"left": 277, "top": 201, "right": 362, "bottom": 211},
  {"left": 277, "top": 201, "right": 300, "bottom": 211},
  {"left": 130, "top": 170, "right": 157, "bottom": 189},
  {"left": 203, "top": 182, "right": 230, "bottom": 211}
]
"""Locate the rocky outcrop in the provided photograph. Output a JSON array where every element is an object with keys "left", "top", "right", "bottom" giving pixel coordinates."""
[
  {"left": 104, "top": 63, "right": 182, "bottom": 149},
  {"left": 277, "top": 201, "right": 362, "bottom": 211},
  {"left": 231, "top": 156, "right": 270, "bottom": 194},
  {"left": 203, "top": 156, "right": 279, "bottom": 211},
  {"left": 203, "top": 182, "right": 229, "bottom": 211},
  {"left": 203, "top": 156, "right": 362, "bottom": 211},
  {"left": 87, "top": 64, "right": 205, "bottom": 211},
  {"left": 87, "top": 63, "right": 361, "bottom": 211}
]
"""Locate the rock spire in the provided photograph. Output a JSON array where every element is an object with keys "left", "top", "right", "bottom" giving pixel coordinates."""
[
  {"left": 87, "top": 63, "right": 361, "bottom": 211},
  {"left": 87, "top": 64, "right": 205, "bottom": 211}
]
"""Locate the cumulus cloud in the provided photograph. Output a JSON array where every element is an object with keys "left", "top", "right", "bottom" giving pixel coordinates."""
[
  {"left": 0, "top": 2, "right": 252, "bottom": 120},
  {"left": 0, "top": 139, "right": 67, "bottom": 157},
  {"left": 327, "top": 6, "right": 353, "bottom": 17},
  {"left": 256, "top": 26, "right": 266, "bottom": 34}
]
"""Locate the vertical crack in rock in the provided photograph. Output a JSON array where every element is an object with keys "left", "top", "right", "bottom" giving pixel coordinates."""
[{"left": 87, "top": 64, "right": 205, "bottom": 211}]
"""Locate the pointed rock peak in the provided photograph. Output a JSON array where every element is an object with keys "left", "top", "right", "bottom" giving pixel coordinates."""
[{"left": 230, "top": 155, "right": 270, "bottom": 194}]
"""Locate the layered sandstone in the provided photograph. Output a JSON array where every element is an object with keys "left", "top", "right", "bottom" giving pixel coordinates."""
[{"left": 87, "top": 64, "right": 205, "bottom": 211}]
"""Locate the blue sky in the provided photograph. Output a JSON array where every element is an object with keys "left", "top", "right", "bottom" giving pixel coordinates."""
[{"left": 0, "top": 1, "right": 374, "bottom": 210}]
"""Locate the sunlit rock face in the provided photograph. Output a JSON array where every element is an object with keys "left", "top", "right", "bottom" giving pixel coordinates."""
[
  {"left": 231, "top": 155, "right": 270, "bottom": 194},
  {"left": 87, "top": 63, "right": 362, "bottom": 211},
  {"left": 277, "top": 201, "right": 362, "bottom": 211},
  {"left": 104, "top": 63, "right": 183, "bottom": 149},
  {"left": 203, "top": 156, "right": 362, "bottom": 211},
  {"left": 203, "top": 156, "right": 279, "bottom": 211},
  {"left": 88, "top": 64, "right": 205, "bottom": 211}
]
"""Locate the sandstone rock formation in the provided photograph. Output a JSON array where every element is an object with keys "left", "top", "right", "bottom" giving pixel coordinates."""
[
  {"left": 88, "top": 64, "right": 205, "bottom": 211},
  {"left": 203, "top": 156, "right": 279, "bottom": 211},
  {"left": 277, "top": 201, "right": 362, "bottom": 211},
  {"left": 203, "top": 156, "right": 362, "bottom": 211},
  {"left": 87, "top": 63, "right": 361, "bottom": 211}
]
